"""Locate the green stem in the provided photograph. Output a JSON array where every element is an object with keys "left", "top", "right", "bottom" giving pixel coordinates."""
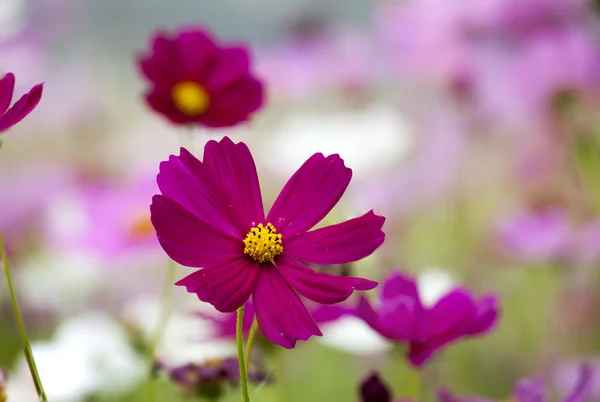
[
  {"left": 0, "top": 233, "right": 47, "bottom": 401},
  {"left": 411, "top": 368, "right": 421, "bottom": 401},
  {"left": 148, "top": 259, "right": 177, "bottom": 373},
  {"left": 237, "top": 306, "right": 250, "bottom": 402},
  {"left": 245, "top": 319, "right": 259, "bottom": 369}
]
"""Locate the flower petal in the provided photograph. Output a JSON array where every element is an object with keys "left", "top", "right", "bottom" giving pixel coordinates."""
[
  {"left": 175, "top": 29, "right": 218, "bottom": 79},
  {"left": 199, "top": 77, "right": 264, "bottom": 127},
  {"left": 380, "top": 271, "right": 422, "bottom": 307},
  {"left": 253, "top": 265, "right": 321, "bottom": 348},
  {"left": 284, "top": 210, "right": 385, "bottom": 264},
  {"left": 205, "top": 46, "right": 251, "bottom": 91},
  {"left": 356, "top": 296, "right": 397, "bottom": 339},
  {"left": 202, "top": 137, "right": 264, "bottom": 229},
  {"left": 176, "top": 258, "right": 260, "bottom": 312},
  {"left": 466, "top": 295, "right": 499, "bottom": 336},
  {"left": 157, "top": 148, "right": 245, "bottom": 237},
  {"left": 150, "top": 195, "right": 241, "bottom": 267},
  {"left": 423, "top": 288, "right": 477, "bottom": 342},
  {"left": 0, "top": 83, "right": 43, "bottom": 132},
  {"left": 0, "top": 73, "right": 15, "bottom": 114},
  {"left": 267, "top": 153, "right": 352, "bottom": 238},
  {"left": 407, "top": 342, "right": 438, "bottom": 367},
  {"left": 278, "top": 255, "right": 377, "bottom": 304}
]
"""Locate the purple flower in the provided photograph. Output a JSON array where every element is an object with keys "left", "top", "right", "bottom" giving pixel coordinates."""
[
  {"left": 44, "top": 173, "right": 160, "bottom": 262},
  {"left": 150, "top": 136, "right": 385, "bottom": 348},
  {"left": 440, "top": 362, "right": 593, "bottom": 402},
  {"left": 0, "top": 72, "right": 43, "bottom": 133},
  {"left": 156, "top": 357, "right": 268, "bottom": 400},
  {"left": 356, "top": 270, "right": 499, "bottom": 367},
  {"left": 137, "top": 26, "right": 264, "bottom": 128},
  {"left": 495, "top": 208, "right": 571, "bottom": 263}
]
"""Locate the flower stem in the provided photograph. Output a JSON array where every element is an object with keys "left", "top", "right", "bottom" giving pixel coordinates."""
[
  {"left": 0, "top": 233, "right": 47, "bottom": 401},
  {"left": 148, "top": 259, "right": 177, "bottom": 373},
  {"left": 237, "top": 306, "right": 250, "bottom": 402},
  {"left": 411, "top": 368, "right": 422, "bottom": 401},
  {"left": 245, "top": 318, "right": 259, "bottom": 369}
]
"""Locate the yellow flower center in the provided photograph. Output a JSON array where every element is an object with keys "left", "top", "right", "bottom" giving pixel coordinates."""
[
  {"left": 171, "top": 81, "right": 210, "bottom": 116},
  {"left": 243, "top": 223, "right": 283, "bottom": 263},
  {"left": 128, "top": 211, "right": 154, "bottom": 238}
]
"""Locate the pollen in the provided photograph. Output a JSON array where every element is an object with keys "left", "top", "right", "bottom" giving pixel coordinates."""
[
  {"left": 171, "top": 81, "right": 210, "bottom": 116},
  {"left": 243, "top": 223, "right": 283, "bottom": 263}
]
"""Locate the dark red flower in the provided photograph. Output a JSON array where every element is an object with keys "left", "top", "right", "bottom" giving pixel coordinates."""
[{"left": 137, "top": 27, "right": 264, "bottom": 128}]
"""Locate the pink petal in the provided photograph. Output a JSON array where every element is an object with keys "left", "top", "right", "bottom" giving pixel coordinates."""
[
  {"left": 377, "top": 293, "right": 422, "bottom": 340},
  {"left": 150, "top": 195, "right": 241, "bottom": 267},
  {"left": 0, "top": 73, "right": 15, "bottom": 114},
  {"left": 253, "top": 266, "right": 321, "bottom": 348},
  {"left": 356, "top": 296, "right": 396, "bottom": 338},
  {"left": 266, "top": 153, "right": 352, "bottom": 238},
  {"left": 284, "top": 210, "right": 385, "bottom": 264},
  {"left": 157, "top": 148, "right": 245, "bottom": 237},
  {"left": 407, "top": 343, "right": 437, "bottom": 368},
  {"left": 199, "top": 77, "right": 264, "bottom": 127},
  {"left": 278, "top": 255, "right": 377, "bottom": 304},
  {"left": 205, "top": 46, "right": 251, "bottom": 91},
  {"left": 380, "top": 271, "right": 422, "bottom": 307},
  {"left": 175, "top": 29, "right": 219, "bottom": 80},
  {"left": 202, "top": 137, "right": 264, "bottom": 230},
  {"left": 144, "top": 87, "right": 191, "bottom": 124},
  {"left": 466, "top": 295, "right": 499, "bottom": 335},
  {"left": 423, "top": 289, "right": 478, "bottom": 342},
  {"left": 177, "top": 258, "right": 260, "bottom": 312},
  {"left": 0, "top": 83, "right": 43, "bottom": 132}
]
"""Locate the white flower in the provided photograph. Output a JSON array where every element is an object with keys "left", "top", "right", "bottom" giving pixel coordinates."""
[
  {"left": 7, "top": 312, "right": 145, "bottom": 402},
  {"left": 417, "top": 267, "right": 456, "bottom": 307},
  {"left": 318, "top": 316, "right": 391, "bottom": 355},
  {"left": 122, "top": 295, "right": 235, "bottom": 367},
  {"left": 258, "top": 104, "right": 414, "bottom": 179}
]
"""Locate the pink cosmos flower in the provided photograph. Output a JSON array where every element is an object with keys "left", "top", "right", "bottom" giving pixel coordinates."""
[
  {"left": 0, "top": 72, "right": 42, "bottom": 133},
  {"left": 356, "top": 270, "right": 498, "bottom": 367},
  {"left": 150, "top": 137, "right": 385, "bottom": 348},
  {"left": 137, "top": 26, "right": 264, "bottom": 128},
  {"left": 495, "top": 208, "right": 572, "bottom": 263},
  {"left": 44, "top": 173, "right": 160, "bottom": 262}
]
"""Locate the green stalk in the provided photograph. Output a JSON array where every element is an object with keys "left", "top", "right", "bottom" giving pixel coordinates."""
[
  {"left": 0, "top": 233, "right": 47, "bottom": 401},
  {"left": 244, "top": 319, "right": 259, "bottom": 369},
  {"left": 236, "top": 306, "right": 250, "bottom": 402}
]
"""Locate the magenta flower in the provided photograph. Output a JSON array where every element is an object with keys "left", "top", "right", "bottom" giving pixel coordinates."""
[
  {"left": 495, "top": 208, "right": 572, "bottom": 263},
  {"left": 137, "top": 27, "right": 264, "bottom": 128},
  {"left": 440, "top": 362, "right": 592, "bottom": 402},
  {"left": 151, "top": 137, "right": 385, "bottom": 348},
  {"left": 0, "top": 72, "right": 43, "bottom": 133},
  {"left": 356, "top": 270, "right": 498, "bottom": 367}
]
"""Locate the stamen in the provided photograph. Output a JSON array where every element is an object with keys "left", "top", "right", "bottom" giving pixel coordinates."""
[
  {"left": 243, "top": 223, "right": 283, "bottom": 263},
  {"left": 171, "top": 81, "right": 211, "bottom": 116}
]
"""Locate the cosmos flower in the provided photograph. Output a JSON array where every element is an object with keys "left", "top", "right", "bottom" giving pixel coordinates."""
[
  {"left": 151, "top": 136, "right": 385, "bottom": 348},
  {"left": 495, "top": 208, "right": 572, "bottom": 263},
  {"left": 439, "top": 362, "right": 592, "bottom": 402},
  {"left": 137, "top": 26, "right": 263, "bottom": 128},
  {"left": 43, "top": 172, "right": 160, "bottom": 262},
  {"left": 356, "top": 270, "right": 499, "bottom": 367},
  {"left": 0, "top": 72, "right": 42, "bottom": 133}
]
